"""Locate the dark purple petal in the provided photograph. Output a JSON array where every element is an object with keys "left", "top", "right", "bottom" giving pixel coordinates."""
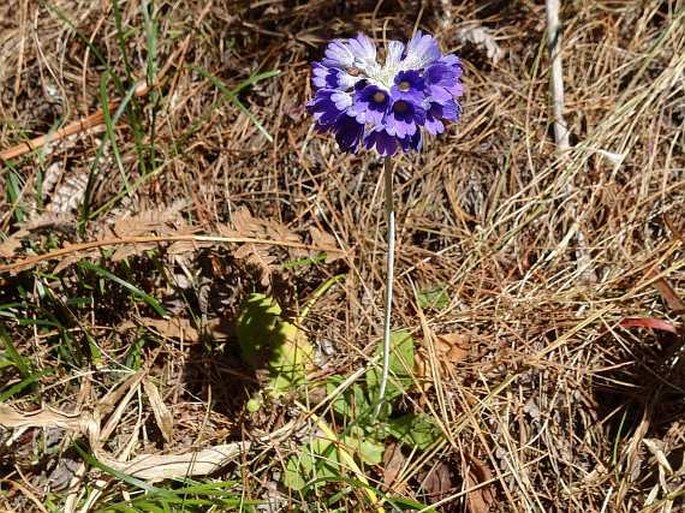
[
  {"left": 425, "top": 99, "right": 462, "bottom": 135},
  {"left": 385, "top": 99, "right": 425, "bottom": 138},
  {"left": 390, "top": 70, "right": 426, "bottom": 106},
  {"left": 440, "top": 99, "right": 462, "bottom": 122},
  {"left": 354, "top": 84, "right": 390, "bottom": 124},
  {"left": 425, "top": 56, "right": 464, "bottom": 100},
  {"left": 364, "top": 128, "right": 398, "bottom": 156},
  {"left": 425, "top": 62, "right": 459, "bottom": 87},
  {"left": 426, "top": 84, "right": 453, "bottom": 104},
  {"left": 307, "top": 89, "right": 345, "bottom": 130},
  {"left": 399, "top": 130, "right": 422, "bottom": 152},
  {"left": 425, "top": 105, "right": 445, "bottom": 135},
  {"left": 333, "top": 115, "right": 364, "bottom": 152}
]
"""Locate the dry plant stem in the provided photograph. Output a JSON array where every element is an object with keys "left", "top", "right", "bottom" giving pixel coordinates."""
[
  {"left": 0, "top": 82, "right": 151, "bottom": 164},
  {"left": 0, "top": 234, "right": 341, "bottom": 275},
  {"left": 545, "top": 0, "right": 569, "bottom": 151},
  {"left": 545, "top": 0, "right": 595, "bottom": 280},
  {"left": 374, "top": 157, "right": 395, "bottom": 420}
]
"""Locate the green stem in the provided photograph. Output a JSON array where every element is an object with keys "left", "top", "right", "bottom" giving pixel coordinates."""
[{"left": 375, "top": 157, "right": 395, "bottom": 419}]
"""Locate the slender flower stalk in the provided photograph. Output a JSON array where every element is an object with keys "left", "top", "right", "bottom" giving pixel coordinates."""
[
  {"left": 376, "top": 157, "right": 395, "bottom": 418},
  {"left": 306, "top": 31, "right": 463, "bottom": 416}
]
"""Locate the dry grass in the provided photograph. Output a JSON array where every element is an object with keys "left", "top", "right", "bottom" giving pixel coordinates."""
[{"left": 1, "top": 0, "right": 684, "bottom": 511}]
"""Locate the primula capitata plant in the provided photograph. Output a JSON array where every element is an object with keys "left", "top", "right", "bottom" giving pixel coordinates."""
[
  {"left": 284, "top": 331, "right": 444, "bottom": 494},
  {"left": 307, "top": 31, "right": 464, "bottom": 415}
]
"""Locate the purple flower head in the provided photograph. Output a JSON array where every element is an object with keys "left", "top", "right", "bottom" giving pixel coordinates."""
[{"left": 307, "top": 31, "right": 463, "bottom": 156}]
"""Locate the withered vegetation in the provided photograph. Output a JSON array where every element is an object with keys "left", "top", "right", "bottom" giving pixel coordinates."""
[{"left": 0, "top": 0, "right": 684, "bottom": 511}]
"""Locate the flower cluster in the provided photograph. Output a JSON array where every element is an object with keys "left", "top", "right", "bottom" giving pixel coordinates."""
[{"left": 307, "top": 31, "right": 463, "bottom": 156}]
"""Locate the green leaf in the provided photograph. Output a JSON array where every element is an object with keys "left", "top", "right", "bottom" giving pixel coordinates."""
[
  {"left": 367, "top": 330, "right": 415, "bottom": 400},
  {"left": 246, "top": 393, "right": 263, "bottom": 413},
  {"left": 283, "top": 436, "right": 341, "bottom": 490},
  {"left": 284, "top": 455, "right": 308, "bottom": 491},
  {"left": 417, "top": 283, "right": 450, "bottom": 311},
  {"left": 342, "top": 433, "right": 384, "bottom": 466},
  {"left": 327, "top": 376, "right": 371, "bottom": 418},
  {"left": 310, "top": 437, "right": 341, "bottom": 480},
  {"left": 386, "top": 413, "right": 443, "bottom": 450},
  {"left": 236, "top": 293, "right": 313, "bottom": 394}
]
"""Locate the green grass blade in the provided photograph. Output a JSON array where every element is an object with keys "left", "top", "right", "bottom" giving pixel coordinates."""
[
  {"left": 100, "top": 72, "right": 132, "bottom": 195},
  {"left": 193, "top": 67, "right": 280, "bottom": 142},
  {"left": 5, "top": 169, "right": 26, "bottom": 224},
  {"left": 0, "top": 323, "right": 31, "bottom": 377},
  {"left": 0, "top": 369, "right": 50, "bottom": 402},
  {"left": 79, "top": 262, "right": 167, "bottom": 318}
]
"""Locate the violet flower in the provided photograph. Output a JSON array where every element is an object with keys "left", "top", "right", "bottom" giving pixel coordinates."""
[
  {"left": 306, "top": 31, "right": 463, "bottom": 419},
  {"left": 307, "top": 32, "right": 463, "bottom": 156}
]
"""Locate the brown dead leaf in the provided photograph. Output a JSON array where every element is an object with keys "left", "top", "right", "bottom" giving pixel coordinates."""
[
  {"left": 121, "top": 317, "right": 200, "bottom": 343},
  {"left": 52, "top": 243, "right": 100, "bottom": 274},
  {"left": 415, "top": 332, "right": 471, "bottom": 389},
  {"left": 101, "top": 442, "right": 248, "bottom": 481},
  {"left": 382, "top": 442, "right": 407, "bottom": 492},
  {"left": 20, "top": 212, "right": 75, "bottom": 233},
  {"left": 226, "top": 206, "right": 298, "bottom": 244},
  {"left": 234, "top": 243, "right": 276, "bottom": 286},
  {"left": 50, "top": 172, "right": 88, "bottom": 214},
  {"left": 436, "top": 332, "right": 471, "bottom": 364},
  {"left": 111, "top": 201, "right": 189, "bottom": 261},
  {"left": 113, "top": 201, "right": 187, "bottom": 238},
  {"left": 221, "top": 206, "right": 302, "bottom": 285},
  {"left": 111, "top": 243, "right": 157, "bottom": 262},
  {"left": 465, "top": 455, "right": 496, "bottom": 513},
  {"left": 0, "top": 403, "right": 247, "bottom": 482},
  {"left": 142, "top": 379, "right": 173, "bottom": 443},
  {"left": 422, "top": 461, "right": 454, "bottom": 500},
  {"left": 0, "top": 404, "right": 91, "bottom": 431},
  {"left": 648, "top": 272, "right": 685, "bottom": 317},
  {"left": 167, "top": 234, "right": 212, "bottom": 256}
]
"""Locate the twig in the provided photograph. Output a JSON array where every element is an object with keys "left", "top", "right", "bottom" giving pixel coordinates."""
[
  {"left": 545, "top": 0, "right": 596, "bottom": 281},
  {"left": 545, "top": 0, "right": 570, "bottom": 152},
  {"left": 374, "top": 157, "right": 395, "bottom": 419},
  {"left": 0, "top": 234, "right": 343, "bottom": 275},
  {"left": 0, "top": 82, "right": 150, "bottom": 164},
  {"left": 2, "top": 84, "right": 144, "bottom": 165}
]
